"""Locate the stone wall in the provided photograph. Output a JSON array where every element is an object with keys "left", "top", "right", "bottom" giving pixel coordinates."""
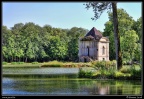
[{"left": 78, "top": 37, "right": 109, "bottom": 62}]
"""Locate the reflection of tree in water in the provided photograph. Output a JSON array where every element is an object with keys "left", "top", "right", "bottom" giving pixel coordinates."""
[{"left": 3, "top": 76, "right": 141, "bottom": 95}]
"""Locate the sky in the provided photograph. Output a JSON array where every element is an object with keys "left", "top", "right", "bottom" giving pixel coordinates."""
[{"left": 2, "top": 2, "right": 142, "bottom": 32}]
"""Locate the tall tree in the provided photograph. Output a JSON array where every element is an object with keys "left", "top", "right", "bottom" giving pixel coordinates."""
[
  {"left": 132, "top": 17, "right": 142, "bottom": 44},
  {"left": 84, "top": 2, "right": 122, "bottom": 70},
  {"left": 121, "top": 30, "right": 139, "bottom": 65},
  {"left": 104, "top": 8, "right": 135, "bottom": 61}
]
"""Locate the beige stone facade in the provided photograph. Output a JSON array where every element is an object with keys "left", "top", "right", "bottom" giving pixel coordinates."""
[{"left": 78, "top": 27, "right": 109, "bottom": 62}]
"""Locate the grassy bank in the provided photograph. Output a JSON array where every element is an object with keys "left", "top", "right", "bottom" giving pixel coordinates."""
[
  {"left": 78, "top": 64, "right": 141, "bottom": 80},
  {"left": 41, "top": 61, "right": 91, "bottom": 67},
  {"left": 2, "top": 62, "right": 42, "bottom": 68},
  {"left": 2, "top": 61, "right": 91, "bottom": 68},
  {"left": 3, "top": 61, "right": 141, "bottom": 80}
]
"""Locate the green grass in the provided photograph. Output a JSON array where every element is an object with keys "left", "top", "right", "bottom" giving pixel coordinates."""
[
  {"left": 41, "top": 60, "right": 91, "bottom": 67},
  {"left": 3, "top": 63, "right": 42, "bottom": 68},
  {"left": 2, "top": 61, "right": 91, "bottom": 68},
  {"left": 78, "top": 64, "right": 141, "bottom": 80}
]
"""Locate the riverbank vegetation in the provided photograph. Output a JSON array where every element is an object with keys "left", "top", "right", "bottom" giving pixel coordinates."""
[
  {"left": 3, "top": 60, "right": 141, "bottom": 80},
  {"left": 78, "top": 61, "right": 141, "bottom": 80},
  {"left": 2, "top": 60, "right": 91, "bottom": 68}
]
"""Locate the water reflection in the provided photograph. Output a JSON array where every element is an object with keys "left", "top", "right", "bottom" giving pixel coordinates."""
[
  {"left": 2, "top": 67, "right": 142, "bottom": 95},
  {"left": 2, "top": 76, "right": 141, "bottom": 95}
]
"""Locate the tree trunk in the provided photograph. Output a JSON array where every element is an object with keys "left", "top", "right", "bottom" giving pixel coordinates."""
[{"left": 112, "top": 2, "right": 122, "bottom": 70}]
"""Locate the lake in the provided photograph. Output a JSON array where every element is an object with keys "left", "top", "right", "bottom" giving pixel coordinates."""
[{"left": 2, "top": 67, "right": 142, "bottom": 96}]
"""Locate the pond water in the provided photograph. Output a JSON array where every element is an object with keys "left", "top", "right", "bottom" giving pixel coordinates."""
[{"left": 2, "top": 67, "right": 142, "bottom": 96}]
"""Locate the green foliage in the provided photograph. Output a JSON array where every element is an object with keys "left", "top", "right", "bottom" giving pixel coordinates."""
[
  {"left": 91, "top": 60, "right": 116, "bottom": 70},
  {"left": 17, "top": 62, "right": 25, "bottom": 64},
  {"left": 2, "top": 62, "right": 8, "bottom": 65},
  {"left": 84, "top": 2, "right": 112, "bottom": 20},
  {"left": 114, "top": 71, "right": 131, "bottom": 79},
  {"left": 119, "top": 66, "right": 131, "bottom": 73},
  {"left": 32, "top": 62, "right": 39, "bottom": 64},
  {"left": 130, "top": 65, "right": 141, "bottom": 79},
  {"left": 132, "top": 17, "right": 142, "bottom": 43},
  {"left": 2, "top": 23, "right": 87, "bottom": 63},
  {"left": 114, "top": 65, "right": 141, "bottom": 79},
  {"left": 80, "top": 36, "right": 94, "bottom": 41},
  {"left": 78, "top": 68, "right": 93, "bottom": 78},
  {"left": 41, "top": 60, "right": 63, "bottom": 67},
  {"left": 11, "top": 62, "right": 17, "bottom": 65},
  {"left": 10, "top": 62, "right": 25, "bottom": 64},
  {"left": 103, "top": 8, "right": 142, "bottom": 64},
  {"left": 78, "top": 61, "right": 141, "bottom": 80},
  {"left": 121, "top": 30, "right": 139, "bottom": 64}
]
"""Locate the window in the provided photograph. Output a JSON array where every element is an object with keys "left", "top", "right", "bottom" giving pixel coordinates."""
[
  {"left": 102, "top": 46, "right": 105, "bottom": 55},
  {"left": 87, "top": 46, "right": 89, "bottom": 56}
]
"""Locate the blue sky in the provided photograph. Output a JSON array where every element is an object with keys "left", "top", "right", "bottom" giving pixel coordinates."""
[{"left": 2, "top": 2, "right": 142, "bottom": 32}]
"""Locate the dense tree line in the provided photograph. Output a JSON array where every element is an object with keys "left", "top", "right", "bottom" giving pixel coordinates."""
[
  {"left": 2, "top": 23, "right": 88, "bottom": 62},
  {"left": 2, "top": 8, "right": 142, "bottom": 64}
]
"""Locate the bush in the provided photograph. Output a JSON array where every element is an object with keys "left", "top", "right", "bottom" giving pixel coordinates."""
[
  {"left": 78, "top": 68, "right": 93, "bottom": 78},
  {"left": 2, "top": 62, "right": 8, "bottom": 65},
  {"left": 119, "top": 66, "right": 131, "bottom": 73},
  {"left": 17, "top": 62, "right": 25, "bottom": 64},
  {"left": 130, "top": 66, "right": 141, "bottom": 79},
  {"left": 11, "top": 62, "right": 17, "bottom": 64},
  {"left": 41, "top": 60, "right": 63, "bottom": 67},
  {"left": 32, "top": 62, "right": 39, "bottom": 64},
  {"left": 92, "top": 60, "right": 116, "bottom": 70},
  {"left": 11, "top": 62, "right": 25, "bottom": 64},
  {"left": 93, "top": 61, "right": 106, "bottom": 70}
]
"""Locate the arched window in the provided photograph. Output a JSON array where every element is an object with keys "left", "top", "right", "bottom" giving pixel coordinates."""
[{"left": 102, "top": 46, "right": 105, "bottom": 55}]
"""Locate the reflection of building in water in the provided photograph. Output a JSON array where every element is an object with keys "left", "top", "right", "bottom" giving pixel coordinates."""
[
  {"left": 98, "top": 86, "right": 110, "bottom": 95},
  {"left": 82, "top": 85, "right": 110, "bottom": 95}
]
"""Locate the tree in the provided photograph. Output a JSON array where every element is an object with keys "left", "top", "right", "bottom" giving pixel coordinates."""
[
  {"left": 2, "top": 26, "right": 11, "bottom": 61},
  {"left": 103, "top": 8, "right": 136, "bottom": 62},
  {"left": 84, "top": 2, "right": 122, "bottom": 70},
  {"left": 121, "top": 30, "right": 139, "bottom": 65},
  {"left": 67, "top": 27, "right": 86, "bottom": 61},
  {"left": 132, "top": 17, "right": 142, "bottom": 44}
]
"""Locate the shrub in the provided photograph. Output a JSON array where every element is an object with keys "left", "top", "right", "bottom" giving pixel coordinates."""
[
  {"left": 119, "top": 66, "right": 131, "bottom": 73},
  {"left": 78, "top": 68, "right": 86, "bottom": 78},
  {"left": 130, "top": 66, "right": 141, "bottom": 79},
  {"left": 11, "top": 62, "right": 17, "bottom": 64},
  {"left": 32, "top": 62, "right": 39, "bottom": 64},
  {"left": 78, "top": 68, "right": 93, "bottom": 78},
  {"left": 17, "top": 62, "right": 25, "bottom": 64},
  {"left": 92, "top": 60, "right": 116, "bottom": 70},
  {"left": 114, "top": 71, "right": 131, "bottom": 79},
  {"left": 41, "top": 60, "right": 63, "bottom": 67},
  {"left": 2, "top": 62, "right": 8, "bottom": 65}
]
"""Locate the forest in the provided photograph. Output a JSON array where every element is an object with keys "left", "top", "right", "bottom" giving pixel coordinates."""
[{"left": 2, "top": 8, "right": 142, "bottom": 64}]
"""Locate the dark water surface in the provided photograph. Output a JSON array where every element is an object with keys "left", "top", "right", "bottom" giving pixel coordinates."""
[{"left": 2, "top": 67, "right": 142, "bottom": 96}]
